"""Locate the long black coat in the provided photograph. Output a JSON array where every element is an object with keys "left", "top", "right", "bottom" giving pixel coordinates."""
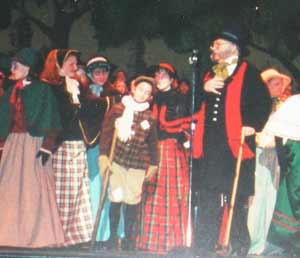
[{"left": 196, "top": 61, "right": 272, "bottom": 197}]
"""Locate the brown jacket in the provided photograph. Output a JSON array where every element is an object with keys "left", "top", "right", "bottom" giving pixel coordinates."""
[{"left": 100, "top": 102, "right": 158, "bottom": 170}]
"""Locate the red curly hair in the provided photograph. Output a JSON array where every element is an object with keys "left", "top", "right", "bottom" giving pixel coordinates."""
[
  {"left": 40, "top": 49, "right": 63, "bottom": 85},
  {"left": 40, "top": 49, "right": 81, "bottom": 86}
]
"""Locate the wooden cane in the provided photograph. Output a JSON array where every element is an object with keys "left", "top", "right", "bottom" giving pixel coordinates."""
[
  {"left": 222, "top": 128, "right": 246, "bottom": 249},
  {"left": 90, "top": 129, "right": 118, "bottom": 250}
]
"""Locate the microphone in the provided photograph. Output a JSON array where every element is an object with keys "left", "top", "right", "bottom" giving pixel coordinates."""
[{"left": 188, "top": 49, "right": 199, "bottom": 65}]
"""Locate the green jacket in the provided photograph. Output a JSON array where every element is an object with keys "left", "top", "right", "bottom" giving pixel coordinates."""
[{"left": 0, "top": 80, "right": 61, "bottom": 138}]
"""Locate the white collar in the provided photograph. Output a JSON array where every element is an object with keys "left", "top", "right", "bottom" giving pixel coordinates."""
[
  {"left": 121, "top": 95, "right": 149, "bottom": 112},
  {"left": 116, "top": 95, "right": 149, "bottom": 142},
  {"left": 225, "top": 56, "right": 239, "bottom": 76}
]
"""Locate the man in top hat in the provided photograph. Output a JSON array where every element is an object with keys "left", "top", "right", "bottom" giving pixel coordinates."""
[{"left": 192, "top": 24, "right": 272, "bottom": 256}]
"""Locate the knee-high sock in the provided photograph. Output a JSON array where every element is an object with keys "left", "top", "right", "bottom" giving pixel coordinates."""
[
  {"left": 124, "top": 204, "right": 138, "bottom": 241},
  {"left": 110, "top": 202, "right": 121, "bottom": 239}
]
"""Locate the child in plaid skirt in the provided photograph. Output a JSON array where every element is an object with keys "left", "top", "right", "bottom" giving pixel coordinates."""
[
  {"left": 99, "top": 76, "right": 159, "bottom": 250},
  {"left": 136, "top": 63, "right": 190, "bottom": 254}
]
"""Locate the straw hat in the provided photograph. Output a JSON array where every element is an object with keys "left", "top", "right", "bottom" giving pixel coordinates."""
[{"left": 260, "top": 68, "right": 291, "bottom": 89}]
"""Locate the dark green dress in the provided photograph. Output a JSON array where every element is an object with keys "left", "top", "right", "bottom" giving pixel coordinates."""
[{"left": 268, "top": 139, "right": 300, "bottom": 252}]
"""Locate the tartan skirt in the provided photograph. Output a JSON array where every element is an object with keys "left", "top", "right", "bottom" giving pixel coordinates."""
[
  {"left": 53, "top": 140, "right": 93, "bottom": 246},
  {"left": 136, "top": 139, "right": 190, "bottom": 253}
]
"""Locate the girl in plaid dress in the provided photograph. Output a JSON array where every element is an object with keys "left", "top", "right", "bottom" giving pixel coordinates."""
[
  {"left": 40, "top": 49, "right": 94, "bottom": 246},
  {"left": 136, "top": 63, "right": 190, "bottom": 254}
]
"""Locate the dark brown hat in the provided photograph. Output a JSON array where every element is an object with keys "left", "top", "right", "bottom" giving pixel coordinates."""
[{"left": 133, "top": 75, "right": 156, "bottom": 89}]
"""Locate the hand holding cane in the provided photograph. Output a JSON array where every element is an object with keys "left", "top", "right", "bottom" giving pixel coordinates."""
[
  {"left": 90, "top": 129, "right": 118, "bottom": 250},
  {"left": 219, "top": 128, "right": 246, "bottom": 252}
]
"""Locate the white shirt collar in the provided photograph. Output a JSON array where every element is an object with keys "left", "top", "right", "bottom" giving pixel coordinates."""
[{"left": 225, "top": 56, "right": 239, "bottom": 76}]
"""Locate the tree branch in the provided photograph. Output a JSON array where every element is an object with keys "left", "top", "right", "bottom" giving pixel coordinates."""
[
  {"left": 26, "top": 14, "right": 54, "bottom": 37},
  {"left": 53, "top": 0, "right": 63, "bottom": 10},
  {"left": 12, "top": 2, "right": 54, "bottom": 37},
  {"left": 250, "top": 41, "right": 300, "bottom": 84},
  {"left": 72, "top": 1, "right": 91, "bottom": 19}
]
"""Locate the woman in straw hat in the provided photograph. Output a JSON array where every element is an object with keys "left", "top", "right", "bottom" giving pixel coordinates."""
[
  {"left": 263, "top": 81, "right": 300, "bottom": 256},
  {"left": 247, "top": 68, "right": 292, "bottom": 255}
]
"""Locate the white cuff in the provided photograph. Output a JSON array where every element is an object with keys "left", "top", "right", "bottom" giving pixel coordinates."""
[{"left": 40, "top": 148, "right": 52, "bottom": 155}]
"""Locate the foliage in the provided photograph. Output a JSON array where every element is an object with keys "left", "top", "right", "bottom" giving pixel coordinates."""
[
  {"left": 91, "top": 1, "right": 299, "bottom": 50},
  {"left": 250, "top": 0, "right": 300, "bottom": 59},
  {"left": 9, "top": 17, "right": 33, "bottom": 49},
  {"left": 2, "top": 0, "right": 300, "bottom": 76},
  {"left": 90, "top": 0, "right": 300, "bottom": 77},
  {"left": 90, "top": 0, "right": 258, "bottom": 53},
  {"left": 1, "top": 0, "right": 92, "bottom": 49},
  {"left": 91, "top": 0, "right": 158, "bottom": 49},
  {"left": 0, "top": 0, "right": 12, "bottom": 30}
]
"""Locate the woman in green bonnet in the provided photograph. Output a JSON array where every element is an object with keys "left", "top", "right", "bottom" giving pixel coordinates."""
[{"left": 0, "top": 48, "right": 64, "bottom": 247}]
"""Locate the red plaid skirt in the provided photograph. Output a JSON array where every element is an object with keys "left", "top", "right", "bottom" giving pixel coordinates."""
[
  {"left": 136, "top": 139, "right": 190, "bottom": 253},
  {"left": 53, "top": 141, "right": 93, "bottom": 246}
]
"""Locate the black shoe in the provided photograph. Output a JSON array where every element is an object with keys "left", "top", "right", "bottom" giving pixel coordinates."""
[
  {"left": 94, "top": 241, "right": 108, "bottom": 251},
  {"left": 74, "top": 241, "right": 91, "bottom": 250},
  {"left": 105, "top": 237, "right": 121, "bottom": 250},
  {"left": 122, "top": 238, "right": 135, "bottom": 251},
  {"left": 231, "top": 245, "right": 249, "bottom": 257}
]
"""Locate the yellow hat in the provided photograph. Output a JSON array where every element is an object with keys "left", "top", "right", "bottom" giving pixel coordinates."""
[{"left": 260, "top": 68, "right": 291, "bottom": 90}]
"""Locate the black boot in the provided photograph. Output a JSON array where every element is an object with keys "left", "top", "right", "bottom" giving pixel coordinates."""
[
  {"left": 107, "top": 202, "right": 121, "bottom": 250},
  {"left": 122, "top": 204, "right": 138, "bottom": 251}
]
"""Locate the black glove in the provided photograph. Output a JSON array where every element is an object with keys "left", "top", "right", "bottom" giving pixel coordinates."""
[{"left": 36, "top": 150, "right": 50, "bottom": 166}]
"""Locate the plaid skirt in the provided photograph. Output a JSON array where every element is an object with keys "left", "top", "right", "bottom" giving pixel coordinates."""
[
  {"left": 136, "top": 139, "right": 190, "bottom": 253},
  {"left": 53, "top": 140, "right": 93, "bottom": 246}
]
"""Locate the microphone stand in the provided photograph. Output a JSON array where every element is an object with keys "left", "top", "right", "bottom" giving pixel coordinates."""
[{"left": 186, "top": 49, "right": 199, "bottom": 248}]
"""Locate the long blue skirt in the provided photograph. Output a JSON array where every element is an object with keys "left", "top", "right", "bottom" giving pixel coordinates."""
[{"left": 87, "top": 145, "right": 124, "bottom": 241}]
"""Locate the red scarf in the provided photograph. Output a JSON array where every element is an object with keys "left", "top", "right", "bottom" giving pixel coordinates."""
[
  {"left": 10, "top": 80, "right": 25, "bottom": 111},
  {"left": 193, "top": 62, "right": 254, "bottom": 159}
]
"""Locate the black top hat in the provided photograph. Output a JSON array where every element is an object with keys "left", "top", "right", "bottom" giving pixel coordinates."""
[{"left": 213, "top": 23, "right": 249, "bottom": 55}]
